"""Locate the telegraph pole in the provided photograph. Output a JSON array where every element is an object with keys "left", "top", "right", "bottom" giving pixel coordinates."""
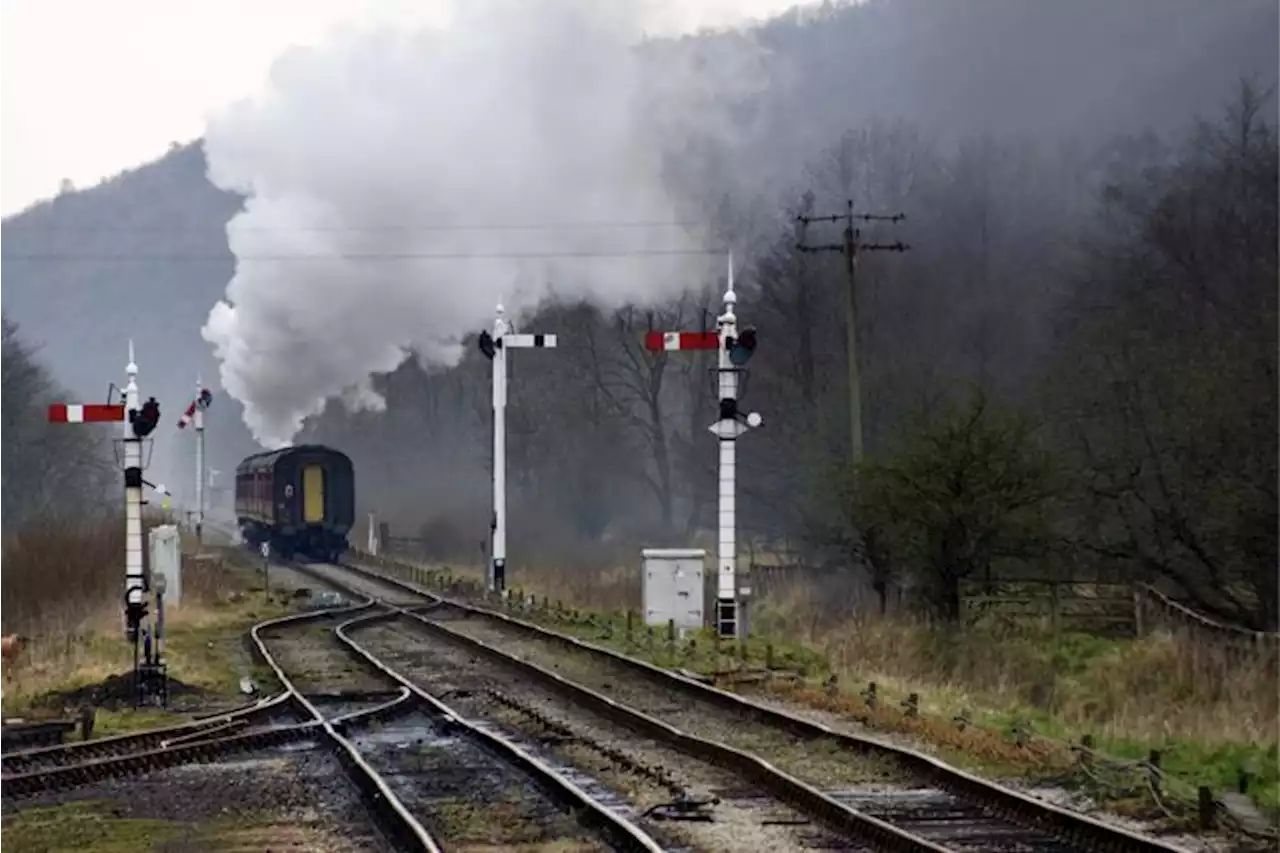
[
  {"left": 477, "top": 304, "right": 557, "bottom": 594},
  {"left": 795, "top": 196, "right": 908, "bottom": 462}
]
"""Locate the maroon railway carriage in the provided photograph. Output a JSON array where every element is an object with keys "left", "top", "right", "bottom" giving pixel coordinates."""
[{"left": 234, "top": 444, "right": 354, "bottom": 561}]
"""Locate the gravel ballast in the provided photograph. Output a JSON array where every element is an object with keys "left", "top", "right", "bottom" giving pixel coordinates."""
[
  {"left": 356, "top": 617, "right": 883, "bottom": 853},
  {"left": 3, "top": 740, "right": 396, "bottom": 853}
]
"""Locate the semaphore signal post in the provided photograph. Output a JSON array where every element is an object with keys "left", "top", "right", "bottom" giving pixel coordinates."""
[
  {"left": 477, "top": 303, "right": 557, "bottom": 595},
  {"left": 178, "top": 381, "right": 214, "bottom": 544},
  {"left": 47, "top": 341, "right": 168, "bottom": 706},
  {"left": 645, "top": 254, "right": 761, "bottom": 640}
]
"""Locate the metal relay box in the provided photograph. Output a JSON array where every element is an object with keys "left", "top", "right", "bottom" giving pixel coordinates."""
[
  {"left": 641, "top": 548, "right": 706, "bottom": 635},
  {"left": 149, "top": 524, "right": 182, "bottom": 607}
]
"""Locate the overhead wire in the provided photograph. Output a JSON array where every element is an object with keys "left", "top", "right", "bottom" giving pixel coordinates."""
[
  {"left": 3, "top": 248, "right": 725, "bottom": 261},
  {"left": 1, "top": 219, "right": 706, "bottom": 234},
  {"left": 3, "top": 218, "right": 724, "bottom": 261}
]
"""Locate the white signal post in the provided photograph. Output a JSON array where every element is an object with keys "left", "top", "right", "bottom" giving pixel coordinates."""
[
  {"left": 709, "top": 254, "right": 762, "bottom": 639},
  {"left": 45, "top": 357, "right": 151, "bottom": 634},
  {"left": 178, "top": 383, "right": 213, "bottom": 543},
  {"left": 123, "top": 342, "right": 146, "bottom": 634},
  {"left": 260, "top": 541, "right": 271, "bottom": 597},
  {"left": 367, "top": 511, "right": 380, "bottom": 556},
  {"left": 194, "top": 377, "right": 204, "bottom": 543},
  {"left": 478, "top": 304, "right": 557, "bottom": 594},
  {"left": 644, "top": 253, "right": 761, "bottom": 639},
  {"left": 48, "top": 344, "right": 166, "bottom": 705},
  {"left": 492, "top": 305, "right": 509, "bottom": 595}
]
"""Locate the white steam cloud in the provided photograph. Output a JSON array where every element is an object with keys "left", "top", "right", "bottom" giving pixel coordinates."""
[{"left": 202, "top": 0, "right": 770, "bottom": 448}]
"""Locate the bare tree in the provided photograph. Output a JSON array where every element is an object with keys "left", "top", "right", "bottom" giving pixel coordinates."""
[
  {"left": 2, "top": 315, "right": 115, "bottom": 530},
  {"left": 1054, "top": 83, "right": 1278, "bottom": 629}
]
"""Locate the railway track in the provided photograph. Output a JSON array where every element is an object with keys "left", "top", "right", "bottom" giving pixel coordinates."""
[
  {"left": 306, "top": 558, "right": 1191, "bottom": 853},
  {"left": 251, "top": 586, "right": 672, "bottom": 851},
  {"left": 0, "top": 591, "right": 417, "bottom": 820},
  {"left": 1, "top": 692, "right": 298, "bottom": 774},
  {"left": 3, "top": 565, "right": 669, "bottom": 852},
  {"left": 348, "top": 610, "right": 894, "bottom": 853},
  {"left": 333, "top": 608, "right": 669, "bottom": 853},
  {"left": 292, "top": 564, "right": 963, "bottom": 852}
]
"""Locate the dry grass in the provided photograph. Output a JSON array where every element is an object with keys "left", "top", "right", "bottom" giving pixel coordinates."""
[
  {"left": 1, "top": 518, "right": 285, "bottom": 714},
  {"left": 446, "top": 552, "right": 1277, "bottom": 750},
  {"left": 392, "top": 536, "right": 643, "bottom": 612},
  {"left": 498, "top": 548, "right": 641, "bottom": 613},
  {"left": 751, "top": 582, "right": 1280, "bottom": 818},
  {"left": 2, "top": 518, "right": 129, "bottom": 637},
  {"left": 754, "top": 582, "right": 1277, "bottom": 746}
]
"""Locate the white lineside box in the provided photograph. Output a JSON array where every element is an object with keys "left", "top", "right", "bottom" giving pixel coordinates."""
[
  {"left": 149, "top": 524, "right": 182, "bottom": 607},
  {"left": 641, "top": 548, "right": 706, "bottom": 635}
]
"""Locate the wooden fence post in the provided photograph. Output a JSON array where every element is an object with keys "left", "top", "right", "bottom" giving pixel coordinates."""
[
  {"left": 1133, "top": 585, "right": 1145, "bottom": 637},
  {"left": 1198, "top": 786, "right": 1215, "bottom": 830},
  {"left": 1049, "top": 581, "right": 1060, "bottom": 636}
]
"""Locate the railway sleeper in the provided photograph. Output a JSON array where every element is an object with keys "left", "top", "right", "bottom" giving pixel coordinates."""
[
  {"left": 395, "top": 608, "right": 948, "bottom": 852},
  {"left": 1, "top": 692, "right": 296, "bottom": 774},
  {"left": 483, "top": 683, "right": 694, "bottom": 802},
  {"left": 1, "top": 722, "right": 324, "bottom": 799},
  {"left": 334, "top": 610, "right": 666, "bottom": 853}
]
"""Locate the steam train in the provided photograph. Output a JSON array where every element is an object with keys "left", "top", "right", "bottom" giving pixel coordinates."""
[{"left": 235, "top": 444, "right": 355, "bottom": 562}]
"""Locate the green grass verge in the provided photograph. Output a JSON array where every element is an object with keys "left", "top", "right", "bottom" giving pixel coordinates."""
[{"left": 2, "top": 801, "right": 181, "bottom": 852}]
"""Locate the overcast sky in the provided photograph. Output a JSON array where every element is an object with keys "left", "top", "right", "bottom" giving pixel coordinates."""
[{"left": 0, "top": 0, "right": 810, "bottom": 217}]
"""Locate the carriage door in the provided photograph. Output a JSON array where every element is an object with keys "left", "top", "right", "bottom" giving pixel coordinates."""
[{"left": 302, "top": 465, "right": 325, "bottom": 523}]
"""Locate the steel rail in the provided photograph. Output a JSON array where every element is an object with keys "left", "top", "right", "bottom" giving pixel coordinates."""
[
  {"left": 273, "top": 561, "right": 669, "bottom": 851},
  {"left": 340, "top": 559, "right": 1191, "bottom": 853},
  {"left": 1, "top": 693, "right": 296, "bottom": 773},
  {"left": 350, "top": 605, "right": 948, "bottom": 853},
  {"left": 162, "top": 687, "right": 414, "bottom": 749},
  {"left": 1, "top": 721, "right": 324, "bottom": 798},
  {"left": 292, "top": 561, "right": 943, "bottom": 852},
  {"left": 248, "top": 594, "right": 445, "bottom": 853},
  {"left": 0, "top": 688, "right": 417, "bottom": 799},
  {"left": 335, "top": 608, "right": 669, "bottom": 853}
]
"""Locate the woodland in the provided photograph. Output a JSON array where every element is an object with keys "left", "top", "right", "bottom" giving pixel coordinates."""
[{"left": 302, "top": 85, "right": 1278, "bottom": 630}]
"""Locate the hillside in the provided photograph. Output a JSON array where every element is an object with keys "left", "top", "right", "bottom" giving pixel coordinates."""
[{"left": 1, "top": 143, "right": 258, "bottom": 494}]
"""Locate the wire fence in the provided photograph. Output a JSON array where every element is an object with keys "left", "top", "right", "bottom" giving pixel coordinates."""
[
  {"left": 1135, "top": 583, "right": 1279, "bottom": 668},
  {"left": 1005, "top": 716, "right": 1278, "bottom": 843}
]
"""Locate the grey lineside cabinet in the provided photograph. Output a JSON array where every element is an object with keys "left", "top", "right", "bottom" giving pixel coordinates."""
[{"left": 641, "top": 548, "right": 706, "bottom": 636}]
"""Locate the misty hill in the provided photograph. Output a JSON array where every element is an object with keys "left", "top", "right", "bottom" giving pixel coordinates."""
[
  {"left": 2, "top": 0, "right": 1275, "bottom": 499},
  {"left": 754, "top": 0, "right": 1276, "bottom": 142},
  {"left": 0, "top": 143, "right": 258, "bottom": 495}
]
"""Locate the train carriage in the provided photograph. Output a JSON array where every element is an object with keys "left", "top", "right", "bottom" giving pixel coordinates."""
[{"left": 234, "top": 444, "right": 355, "bottom": 561}]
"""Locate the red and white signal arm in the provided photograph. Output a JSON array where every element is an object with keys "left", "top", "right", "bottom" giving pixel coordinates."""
[
  {"left": 47, "top": 403, "right": 126, "bottom": 423},
  {"left": 644, "top": 331, "right": 719, "bottom": 352}
]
